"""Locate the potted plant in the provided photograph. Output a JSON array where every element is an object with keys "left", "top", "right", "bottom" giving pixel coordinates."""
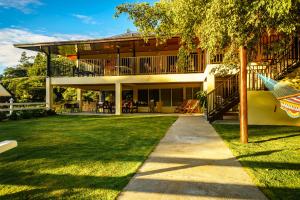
[{"left": 196, "top": 91, "right": 208, "bottom": 117}]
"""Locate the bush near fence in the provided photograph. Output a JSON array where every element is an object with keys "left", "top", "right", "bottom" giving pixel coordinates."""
[{"left": 0, "top": 109, "right": 56, "bottom": 121}]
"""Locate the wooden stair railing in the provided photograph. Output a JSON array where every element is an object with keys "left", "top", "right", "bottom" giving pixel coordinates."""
[
  {"left": 272, "top": 37, "right": 300, "bottom": 80},
  {"left": 247, "top": 37, "right": 300, "bottom": 90},
  {"left": 206, "top": 37, "right": 300, "bottom": 123},
  {"left": 206, "top": 74, "right": 239, "bottom": 123}
]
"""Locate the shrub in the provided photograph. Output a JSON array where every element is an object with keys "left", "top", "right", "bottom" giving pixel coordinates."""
[
  {"left": 7, "top": 109, "right": 56, "bottom": 121},
  {"left": 20, "top": 110, "right": 32, "bottom": 119},
  {"left": 9, "top": 111, "right": 21, "bottom": 120},
  {"left": 46, "top": 109, "right": 57, "bottom": 116},
  {"left": 31, "top": 109, "right": 45, "bottom": 117},
  {"left": 0, "top": 111, "right": 7, "bottom": 121}
]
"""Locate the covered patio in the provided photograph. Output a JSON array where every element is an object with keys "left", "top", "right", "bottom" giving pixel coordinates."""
[{"left": 52, "top": 82, "right": 203, "bottom": 115}]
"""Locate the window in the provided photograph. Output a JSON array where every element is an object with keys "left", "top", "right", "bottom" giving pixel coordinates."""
[
  {"left": 186, "top": 87, "right": 193, "bottom": 99},
  {"left": 161, "top": 89, "right": 171, "bottom": 106},
  {"left": 149, "top": 89, "right": 159, "bottom": 103},
  {"left": 122, "top": 90, "right": 133, "bottom": 101},
  {"left": 186, "top": 87, "right": 202, "bottom": 99},
  {"left": 172, "top": 88, "right": 183, "bottom": 106},
  {"left": 138, "top": 89, "right": 148, "bottom": 106},
  {"left": 104, "top": 91, "right": 114, "bottom": 102}
]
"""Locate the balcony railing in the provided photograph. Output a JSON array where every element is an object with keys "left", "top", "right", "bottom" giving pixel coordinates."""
[{"left": 50, "top": 54, "right": 206, "bottom": 77}]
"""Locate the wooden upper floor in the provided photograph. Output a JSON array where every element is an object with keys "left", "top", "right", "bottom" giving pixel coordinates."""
[{"left": 14, "top": 32, "right": 298, "bottom": 78}]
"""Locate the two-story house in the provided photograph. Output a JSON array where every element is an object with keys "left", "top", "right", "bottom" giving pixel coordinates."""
[{"left": 14, "top": 32, "right": 300, "bottom": 126}]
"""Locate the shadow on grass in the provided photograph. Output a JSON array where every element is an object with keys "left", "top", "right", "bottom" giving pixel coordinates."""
[
  {"left": 1, "top": 167, "right": 299, "bottom": 199},
  {"left": 253, "top": 133, "right": 300, "bottom": 144},
  {"left": 0, "top": 170, "right": 133, "bottom": 199},
  {"left": 235, "top": 149, "right": 283, "bottom": 159}
]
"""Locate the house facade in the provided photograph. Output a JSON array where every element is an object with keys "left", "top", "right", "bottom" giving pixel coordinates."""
[{"left": 14, "top": 33, "right": 300, "bottom": 125}]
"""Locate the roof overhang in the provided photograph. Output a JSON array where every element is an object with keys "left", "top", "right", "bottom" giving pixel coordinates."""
[{"left": 13, "top": 34, "right": 180, "bottom": 56}]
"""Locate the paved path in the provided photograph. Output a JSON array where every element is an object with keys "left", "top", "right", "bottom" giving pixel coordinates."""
[{"left": 118, "top": 116, "right": 267, "bottom": 200}]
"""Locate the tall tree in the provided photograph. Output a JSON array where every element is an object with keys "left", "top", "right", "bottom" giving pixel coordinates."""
[
  {"left": 1, "top": 52, "right": 76, "bottom": 102},
  {"left": 28, "top": 53, "right": 46, "bottom": 77},
  {"left": 116, "top": 0, "right": 299, "bottom": 61},
  {"left": 116, "top": 0, "right": 300, "bottom": 143},
  {"left": 3, "top": 52, "right": 34, "bottom": 78}
]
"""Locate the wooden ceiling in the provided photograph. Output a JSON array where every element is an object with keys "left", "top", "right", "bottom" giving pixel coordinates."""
[{"left": 77, "top": 37, "right": 180, "bottom": 56}]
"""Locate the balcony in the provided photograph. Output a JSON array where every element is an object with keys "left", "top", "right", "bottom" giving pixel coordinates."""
[{"left": 50, "top": 54, "right": 207, "bottom": 77}]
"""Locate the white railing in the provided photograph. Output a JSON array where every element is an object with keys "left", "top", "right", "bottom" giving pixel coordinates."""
[
  {"left": 58, "top": 54, "right": 206, "bottom": 77},
  {"left": 0, "top": 99, "right": 46, "bottom": 115}
]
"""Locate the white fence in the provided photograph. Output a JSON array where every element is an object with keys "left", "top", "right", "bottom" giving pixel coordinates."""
[{"left": 0, "top": 99, "right": 46, "bottom": 115}]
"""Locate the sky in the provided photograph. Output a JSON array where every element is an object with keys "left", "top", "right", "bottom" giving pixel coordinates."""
[{"left": 0, "top": 0, "right": 155, "bottom": 73}]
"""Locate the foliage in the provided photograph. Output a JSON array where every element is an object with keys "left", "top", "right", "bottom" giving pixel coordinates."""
[
  {"left": 282, "top": 67, "right": 300, "bottom": 90},
  {"left": 53, "top": 87, "right": 66, "bottom": 102},
  {"left": 1, "top": 77, "right": 45, "bottom": 102},
  {"left": 27, "top": 53, "right": 46, "bottom": 77},
  {"left": 83, "top": 90, "right": 99, "bottom": 102},
  {"left": 51, "top": 56, "right": 76, "bottom": 77},
  {"left": 62, "top": 88, "right": 77, "bottom": 101},
  {"left": 0, "top": 112, "right": 7, "bottom": 121},
  {"left": 1, "top": 52, "right": 45, "bottom": 102},
  {"left": 0, "top": 52, "right": 77, "bottom": 103},
  {"left": 116, "top": 0, "right": 300, "bottom": 67},
  {"left": 2, "top": 52, "right": 33, "bottom": 78},
  {"left": 0, "top": 115, "right": 177, "bottom": 199},
  {"left": 196, "top": 91, "right": 207, "bottom": 108},
  {"left": 213, "top": 124, "right": 300, "bottom": 200},
  {"left": 7, "top": 109, "right": 56, "bottom": 121}
]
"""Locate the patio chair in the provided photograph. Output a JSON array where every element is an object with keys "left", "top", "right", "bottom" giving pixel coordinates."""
[
  {"left": 186, "top": 100, "right": 200, "bottom": 113},
  {"left": 174, "top": 100, "right": 188, "bottom": 113},
  {"left": 149, "top": 99, "right": 155, "bottom": 113},
  {"left": 180, "top": 99, "right": 193, "bottom": 113},
  {"left": 131, "top": 101, "right": 138, "bottom": 113},
  {"left": 103, "top": 101, "right": 113, "bottom": 113},
  {"left": 96, "top": 102, "right": 104, "bottom": 113}
]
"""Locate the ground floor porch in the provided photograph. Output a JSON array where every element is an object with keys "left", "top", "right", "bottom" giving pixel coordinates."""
[{"left": 48, "top": 81, "right": 204, "bottom": 115}]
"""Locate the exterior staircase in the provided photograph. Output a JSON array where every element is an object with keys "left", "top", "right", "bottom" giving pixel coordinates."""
[
  {"left": 206, "top": 37, "right": 300, "bottom": 123},
  {"left": 206, "top": 74, "right": 239, "bottom": 123}
]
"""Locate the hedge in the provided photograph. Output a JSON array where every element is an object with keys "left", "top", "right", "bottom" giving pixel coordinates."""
[{"left": 0, "top": 109, "right": 56, "bottom": 121}]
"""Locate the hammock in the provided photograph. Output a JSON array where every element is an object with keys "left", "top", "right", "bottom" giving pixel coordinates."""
[{"left": 258, "top": 74, "right": 300, "bottom": 118}]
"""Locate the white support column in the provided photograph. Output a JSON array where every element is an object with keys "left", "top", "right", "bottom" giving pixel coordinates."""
[
  {"left": 46, "top": 77, "right": 53, "bottom": 110},
  {"left": 115, "top": 82, "right": 122, "bottom": 115},
  {"left": 77, "top": 88, "right": 83, "bottom": 111}
]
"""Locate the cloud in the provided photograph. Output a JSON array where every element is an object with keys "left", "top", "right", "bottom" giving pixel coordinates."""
[
  {"left": 0, "top": 28, "right": 93, "bottom": 72},
  {"left": 0, "top": 0, "right": 42, "bottom": 13},
  {"left": 73, "top": 14, "right": 98, "bottom": 25}
]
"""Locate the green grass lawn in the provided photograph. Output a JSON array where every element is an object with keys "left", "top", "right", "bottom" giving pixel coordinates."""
[
  {"left": 213, "top": 124, "right": 300, "bottom": 200},
  {"left": 0, "top": 115, "right": 177, "bottom": 199}
]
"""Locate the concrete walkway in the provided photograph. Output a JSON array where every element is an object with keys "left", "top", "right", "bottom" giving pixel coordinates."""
[{"left": 118, "top": 116, "right": 267, "bottom": 200}]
